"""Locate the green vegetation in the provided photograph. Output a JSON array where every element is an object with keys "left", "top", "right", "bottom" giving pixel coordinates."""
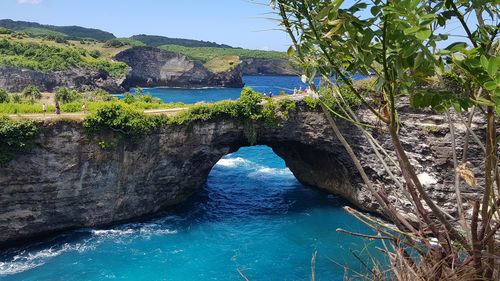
[
  {"left": 19, "top": 27, "right": 67, "bottom": 38},
  {"left": 83, "top": 103, "right": 155, "bottom": 140},
  {"left": 0, "top": 19, "right": 115, "bottom": 41},
  {"left": 81, "top": 88, "right": 295, "bottom": 146},
  {"left": 22, "top": 85, "right": 41, "bottom": 104},
  {"left": 55, "top": 87, "right": 81, "bottom": 104},
  {"left": 131, "top": 34, "right": 233, "bottom": 48},
  {"left": 203, "top": 55, "right": 241, "bottom": 73},
  {"left": 159, "top": 44, "right": 287, "bottom": 63},
  {"left": 0, "top": 39, "right": 128, "bottom": 78},
  {"left": 0, "top": 89, "right": 8, "bottom": 103},
  {"left": 104, "top": 38, "right": 146, "bottom": 48},
  {"left": 277, "top": 0, "right": 500, "bottom": 279},
  {"left": 0, "top": 116, "right": 39, "bottom": 164}
]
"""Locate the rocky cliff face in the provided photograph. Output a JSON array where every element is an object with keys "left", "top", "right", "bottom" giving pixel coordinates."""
[
  {"left": 0, "top": 97, "right": 483, "bottom": 247},
  {"left": 0, "top": 47, "right": 244, "bottom": 94},
  {"left": 115, "top": 47, "right": 244, "bottom": 89},
  {"left": 240, "top": 58, "right": 295, "bottom": 75},
  {"left": 0, "top": 66, "right": 125, "bottom": 93}
]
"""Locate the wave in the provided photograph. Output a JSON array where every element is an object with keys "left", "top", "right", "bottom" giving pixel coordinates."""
[
  {"left": 0, "top": 243, "right": 95, "bottom": 276},
  {"left": 215, "top": 157, "right": 251, "bottom": 168}
]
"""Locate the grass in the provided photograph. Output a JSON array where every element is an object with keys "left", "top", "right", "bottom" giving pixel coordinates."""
[
  {"left": 203, "top": 55, "right": 241, "bottom": 73},
  {"left": 158, "top": 44, "right": 288, "bottom": 63},
  {"left": 0, "top": 33, "right": 131, "bottom": 61},
  {"left": 0, "top": 100, "right": 188, "bottom": 114}
]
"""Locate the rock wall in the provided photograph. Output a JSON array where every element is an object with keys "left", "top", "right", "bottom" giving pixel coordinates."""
[
  {"left": 240, "top": 58, "right": 296, "bottom": 75},
  {"left": 0, "top": 97, "right": 484, "bottom": 247},
  {"left": 0, "top": 47, "right": 244, "bottom": 94},
  {"left": 0, "top": 66, "right": 125, "bottom": 93},
  {"left": 115, "top": 47, "right": 244, "bottom": 89}
]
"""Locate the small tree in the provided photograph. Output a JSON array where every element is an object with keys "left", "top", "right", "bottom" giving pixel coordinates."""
[
  {"left": 273, "top": 0, "right": 500, "bottom": 279},
  {"left": 0, "top": 89, "right": 9, "bottom": 103},
  {"left": 55, "top": 87, "right": 80, "bottom": 104},
  {"left": 21, "top": 85, "right": 41, "bottom": 104},
  {"left": 11, "top": 94, "right": 21, "bottom": 103}
]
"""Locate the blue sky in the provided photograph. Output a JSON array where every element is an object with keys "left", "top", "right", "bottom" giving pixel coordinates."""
[{"left": 1, "top": 0, "right": 291, "bottom": 51}]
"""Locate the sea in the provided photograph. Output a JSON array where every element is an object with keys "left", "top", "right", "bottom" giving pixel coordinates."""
[{"left": 0, "top": 75, "right": 382, "bottom": 281}]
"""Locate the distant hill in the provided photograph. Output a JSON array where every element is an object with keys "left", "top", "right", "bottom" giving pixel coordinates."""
[
  {"left": 131, "top": 34, "right": 234, "bottom": 48},
  {"left": 0, "top": 19, "right": 116, "bottom": 41}
]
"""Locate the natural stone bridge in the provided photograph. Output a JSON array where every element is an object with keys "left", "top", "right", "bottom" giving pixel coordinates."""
[{"left": 0, "top": 97, "right": 480, "bottom": 247}]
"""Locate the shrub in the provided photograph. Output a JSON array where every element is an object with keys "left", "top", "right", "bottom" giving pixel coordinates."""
[
  {"left": 103, "top": 39, "right": 125, "bottom": 48},
  {"left": 22, "top": 85, "right": 41, "bottom": 104},
  {"left": 89, "top": 50, "right": 101, "bottom": 58},
  {"left": 0, "top": 89, "right": 9, "bottom": 103},
  {"left": 0, "top": 116, "right": 39, "bottom": 164},
  {"left": 12, "top": 94, "right": 21, "bottom": 103},
  {"left": 83, "top": 103, "right": 154, "bottom": 140},
  {"left": 55, "top": 87, "right": 81, "bottom": 104}
]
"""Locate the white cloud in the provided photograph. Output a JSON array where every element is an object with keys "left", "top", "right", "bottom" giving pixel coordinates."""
[
  {"left": 18, "top": 0, "right": 42, "bottom": 5},
  {"left": 261, "top": 46, "right": 269, "bottom": 51}
]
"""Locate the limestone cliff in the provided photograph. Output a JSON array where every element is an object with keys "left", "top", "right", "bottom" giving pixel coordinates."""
[
  {"left": 115, "top": 47, "right": 244, "bottom": 89},
  {"left": 0, "top": 65, "right": 125, "bottom": 94},
  {"left": 0, "top": 47, "right": 244, "bottom": 94},
  {"left": 240, "top": 58, "right": 296, "bottom": 75},
  {"left": 0, "top": 97, "right": 483, "bottom": 247}
]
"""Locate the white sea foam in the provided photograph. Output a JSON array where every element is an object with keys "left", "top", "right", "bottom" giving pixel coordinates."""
[
  {"left": 92, "top": 227, "right": 177, "bottom": 237},
  {"left": 248, "top": 167, "right": 293, "bottom": 179},
  {"left": 0, "top": 243, "right": 95, "bottom": 276},
  {"left": 0, "top": 260, "right": 44, "bottom": 275},
  {"left": 215, "top": 157, "right": 251, "bottom": 168},
  {"left": 92, "top": 229, "right": 135, "bottom": 236}
]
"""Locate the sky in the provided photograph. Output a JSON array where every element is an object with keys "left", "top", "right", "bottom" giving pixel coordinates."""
[{"left": 0, "top": 0, "right": 292, "bottom": 51}]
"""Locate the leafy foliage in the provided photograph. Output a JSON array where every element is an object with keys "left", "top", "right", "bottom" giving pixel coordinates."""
[
  {"left": 275, "top": 0, "right": 500, "bottom": 279},
  {"left": 0, "top": 19, "right": 115, "bottom": 41},
  {"left": 55, "top": 87, "right": 81, "bottom": 104},
  {"left": 83, "top": 103, "right": 154, "bottom": 140},
  {"left": 131, "top": 34, "right": 233, "bottom": 48},
  {"left": 159, "top": 44, "right": 287, "bottom": 63},
  {"left": 0, "top": 39, "right": 128, "bottom": 78},
  {"left": 0, "top": 89, "right": 9, "bottom": 103},
  {"left": 22, "top": 85, "right": 41, "bottom": 104},
  {"left": 0, "top": 116, "right": 39, "bottom": 164}
]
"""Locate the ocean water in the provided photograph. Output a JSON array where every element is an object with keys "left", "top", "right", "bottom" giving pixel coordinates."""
[
  {"left": 0, "top": 76, "right": 383, "bottom": 280},
  {"left": 0, "top": 146, "right": 381, "bottom": 281},
  {"left": 123, "top": 74, "right": 366, "bottom": 104}
]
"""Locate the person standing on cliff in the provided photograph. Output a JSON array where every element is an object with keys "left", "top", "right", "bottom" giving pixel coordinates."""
[
  {"left": 42, "top": 103, "right": 46, "bottom": 118},
  {"left": 55, "top": 102, "right": 60, "bottom": 115},
  {"left": 82, "top": 103, "right": 87, "bottom": 114}
]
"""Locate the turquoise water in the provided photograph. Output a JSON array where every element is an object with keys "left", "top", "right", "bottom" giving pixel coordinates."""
[
  {"left": 122, "top": 74, "right": 365, "bottom": 104},
  {"left": 0, "top": 76, "right": 382, "bottom": 280}
]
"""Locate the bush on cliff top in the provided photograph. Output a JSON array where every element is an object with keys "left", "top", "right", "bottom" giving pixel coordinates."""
[
  {"left": 82, "top": 88, "right": 296, "bottom": 145},
  {"left": 83, "top": 103, "right": 155, "bottom": 140},
  {"left": 0, "top": 116, "right": 39, "bottom": 164}
]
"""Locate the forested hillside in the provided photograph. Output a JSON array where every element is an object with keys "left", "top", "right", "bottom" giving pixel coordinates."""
[
  {"left": 0, "top": 19, "right": 115, "bottom": 41},
  {"left": 131, "top": 34, "right": 234, "bottom": 48}
]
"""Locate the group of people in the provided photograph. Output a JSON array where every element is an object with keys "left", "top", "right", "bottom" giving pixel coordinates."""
[
  {"left": 41, "top": 102, "right": 87, "bottom": 117},
  {"left": 262, "top": 86, "right": 309, "bottom": 98}
]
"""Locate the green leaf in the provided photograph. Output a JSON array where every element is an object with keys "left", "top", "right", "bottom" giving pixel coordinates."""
[
  {"left": 484, "top": 81, "right": 498, "bottom": 90},
  {"left": 452, "top": 102, "right": 461, "bottom": 113},
  {"left": 488, "top": 57, "right": 499, "bottom": 77},
  {"left": 403, "top": 26, "right": 420, "bottom": 35},
  {"left": 286, "top": 46, "right": 294, "bottom": 57},
  {"left": 415, "top": 29, "right": 432, "bottom": 40},
  {"left": 445, "top": 42, "right": 468, "bottom": 52},
  {"left": 481, "top": 55, "right": 489, "bottom": 70}
]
